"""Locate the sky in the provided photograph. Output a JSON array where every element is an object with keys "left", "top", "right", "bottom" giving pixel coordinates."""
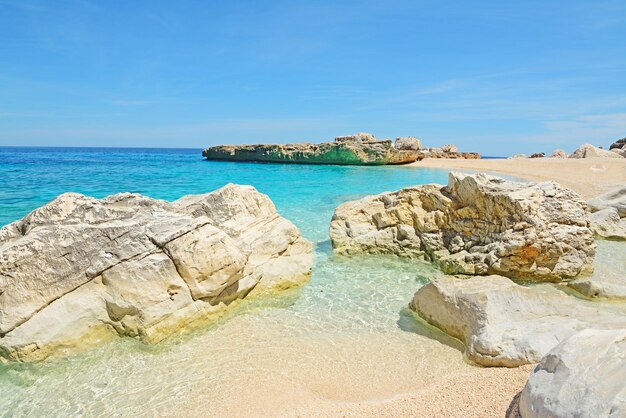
[{"left": 1, "top": 0, "right": 625, "bottom": 155}]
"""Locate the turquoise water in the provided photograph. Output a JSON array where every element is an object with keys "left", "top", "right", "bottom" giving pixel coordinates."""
[
  {"left": 0, "top": 147, "right": 450, "bottom": 239},
  {"left": 0, "top": 147, "right": 464, "bottom": 416},
  {"left": 2, "top": 148, "right": 622, "bottom": 417}
]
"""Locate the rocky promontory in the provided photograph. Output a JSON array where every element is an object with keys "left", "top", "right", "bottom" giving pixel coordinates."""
[
  {"left": 330, "top": 172, "right": 595, "bottom": 281},
  {"left": 203, "top": 133, "right": 479, "bottom": 165},
  {"left": 0, "top": 184, "right": 313, "bottom": 361}
]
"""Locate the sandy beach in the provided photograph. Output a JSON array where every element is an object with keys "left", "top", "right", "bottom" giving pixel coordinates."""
[{"left": 411, "top": 157, "right": 626, "bottom": 199}]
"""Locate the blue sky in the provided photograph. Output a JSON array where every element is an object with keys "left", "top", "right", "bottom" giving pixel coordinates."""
[{"left": 1, "top": 0, "right": 625, "bottom": 155}]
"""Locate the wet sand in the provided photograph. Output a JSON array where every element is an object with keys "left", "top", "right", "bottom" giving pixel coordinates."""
[{"left": 411, "top": 157, "right": 626, "bottom": 199}]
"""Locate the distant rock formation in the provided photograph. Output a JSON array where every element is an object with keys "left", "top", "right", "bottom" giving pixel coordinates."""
[
  {"left": 203, "top": 133, "right": 479, "bottom": 165},
  {"left": 330, "top": 172, "right": 595, "bottom": 281},
  {"left": 529, "top": 152, "right": 545, "bottom": 158},
  {"left": 549, "top": 149, "right": 568, "bottom": 158},
  {"left": 416, "top": 146, "right": 479, "bottom": 160},
  {"left": 610, "top": 137, "right": 626, "bottom": 157},
  {"left": 609, "top": 137, "right": 626, "bottom": 150},
  {"left": 569, "top": 143, "right": 624, "bottom": 159},
  {"left": 517, "top": 329, "right": 626, "bottom": 417},
  {"left": 394, "top": 136, "right": 422, "bottom": 150},
  {"left": 0, "top": 185, "right": 313, "bottom": 362},
  {"left": 203, "top": 133, "right": 419, "bottom": 165},
  {"left": 409, "top": 276, "right": 626, "bottom": 367}
]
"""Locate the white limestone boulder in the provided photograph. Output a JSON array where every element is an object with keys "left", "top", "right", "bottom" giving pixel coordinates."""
[
  {"left": 518, "top": 329, "right": 626, "bottom": 418},
  {"left": 410, "top": 275, "right": 626, "bottom": 367},
  {"left": 0, "top": 184, "right": 313, "bottom": 361},
  {"left": 330, "top": 172, "right": 595, "bottom": 281}
]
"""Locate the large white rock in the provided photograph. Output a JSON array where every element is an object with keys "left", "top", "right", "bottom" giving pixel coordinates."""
[
  {"left": 0, "top": 184, "right": 313, "bottom": 361},
  {"left": 410, "top": 275, "right": 626, "bottom": 367},
  {"left": 518, "top": 329, "right": 626, "bottom": 418},
  {"left": 569, "top": 143, "right": 624, "bottom": 159},
  {"left": 330, "top": 172, "right": 595, "bottom": 281}
]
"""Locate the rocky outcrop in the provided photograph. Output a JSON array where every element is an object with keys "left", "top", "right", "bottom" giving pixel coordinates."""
[
  {"left": 0, "top": 184, "right": 313, "bottom": 361},
  {"left": 550, "top": 149, "right": 568, "bottom": 158},
  {"left": 517, "top": 329, "right": 626, "bottom": 418},
  {"left": 529, "top": 152, "right": 545, "bottom": 158},
  {"left": 569, "top": 144, "right": 624, "bottom": 159},
  {"left": 330, "top": 173, "right": 595, "bottom": 281},
  {"left": 394, "top": 136, "right": 422, "bottom": 150},
  {"left": 203, "top": 134, "right": 480, "bottom": 165},
  {"left": 203, "top": 133, "right": 419, "bottom": 165},
  {"left": 410, "top": 276, "right": 626, "bottom": 367}
]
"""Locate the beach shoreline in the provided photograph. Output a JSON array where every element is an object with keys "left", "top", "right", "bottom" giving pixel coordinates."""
[{"left": 409, "top": 157, "right": 626, "bottom": 199}]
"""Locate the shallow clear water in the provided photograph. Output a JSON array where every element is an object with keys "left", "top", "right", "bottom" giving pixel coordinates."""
[
  {"left": 0, "top": 147, "right": 459, "bottom": 416},
  {"left": 0, "top": 147, "right": 624, "bottom": 417}
]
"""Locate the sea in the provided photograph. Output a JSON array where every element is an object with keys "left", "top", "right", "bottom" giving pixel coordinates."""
[{"left": 0, "top": 146, "right": 623, "bottom": 417}]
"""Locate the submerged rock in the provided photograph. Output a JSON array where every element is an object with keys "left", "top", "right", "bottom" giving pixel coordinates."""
[
  {"left": 410, "top": 276, "right": 626, "bottom": 367},
  {"left": 569, "top": 143, "right": 624, "bottom": 159},
  {"left": 0, "top": 184, "right": 313, "bottom": 361},
  {"left": 518, "top": 329, "right": 626, "bottom": 418},
  {"left": 330, "top": 172, "right": 595, "bottom": 281},
  {"left": 203, "top": 133, "right": 418, "bottom": 165}
]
